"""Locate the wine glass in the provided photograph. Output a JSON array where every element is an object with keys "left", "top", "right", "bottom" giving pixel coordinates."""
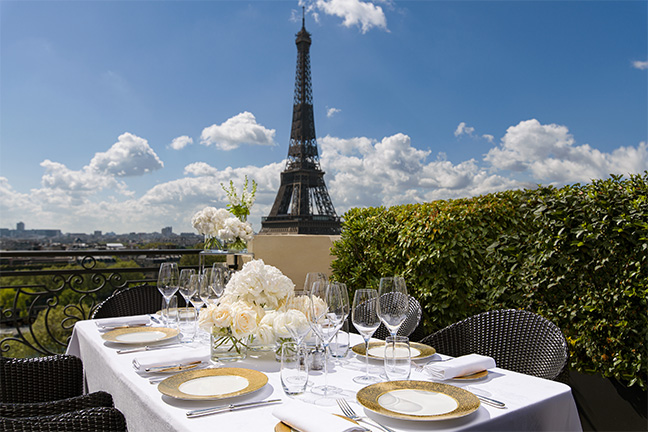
[
  {"left": 303, "top": 272, "right": 327, "bottom": 294},
  {"left": 199, "top": 268, "right": 223, "bottom": 305},
  {"left": 351, "top": 288, "right": 381, "bottom": 384},
  {"left": 188, "top": 274, "right": 207, "bottom": 341},
  {"left": 309, "top": 281, "right": 348, "bottom": 400},
  {"left": 377, "top": 276, "right": 409, "bottom": 338},
  {"left": 157, "top": 263, "right": 179, "bottom": 325},
  {"left": 178, "top": 269, "right": 196, "bottom": 305},
  {"left": 211, "top": 263, "right": 230, "bottom": 297},
  {"left": 285, "top": 290, "right": 313, "bottom": 351}
]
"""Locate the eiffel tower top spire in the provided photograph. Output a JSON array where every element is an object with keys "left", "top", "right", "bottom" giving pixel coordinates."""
[{"left": 260, "top": 18, "right": 341, "bottom": 235}]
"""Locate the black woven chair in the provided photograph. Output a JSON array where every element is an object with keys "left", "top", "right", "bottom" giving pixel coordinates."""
[
  {"left": 0, "top": 355, "right": 127, "bottom": 431},
  {"left": 0, "top": 355, "right": 84, "bottom": 403},
  {"left": 420, "top": 309, "right": 569, "bottom": 381},
  {"left": 351, "top": 295, "right": 422, "bottom": 340},
  {"left": 0, "top": 406, "right": 127, "bottom": 431},
  {"left": 91, "top": 284, "right": 167, "bottom": 319}
]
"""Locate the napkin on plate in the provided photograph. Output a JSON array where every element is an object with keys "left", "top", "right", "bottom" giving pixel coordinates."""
[
  {"left": 132, "top": 348, "right": 210, "bottom": 371},
  {"left": 95, "top": 316, "right": 150, "bottom": 328},
  {"left": 273, "top": 400, "right": 366, "bottom": 432},
  {"left": 423, "top": 353, "right": 496, "bottom": 380}
]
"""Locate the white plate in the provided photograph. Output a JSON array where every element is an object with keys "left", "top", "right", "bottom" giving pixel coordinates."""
[
  {"left": 158, "top": 368, "right": 268, "bottom": 400},
  {"left": 352, "top": 341, "right": 436, "bottom": 360},
  {"left": 357, "top": 380, "right": 480, "bottom": 421},
  {"left": 101, "top": 327, "right": 179, "bottom": 344}
]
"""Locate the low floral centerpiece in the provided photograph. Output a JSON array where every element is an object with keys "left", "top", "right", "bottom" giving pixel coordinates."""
[
  {"left": 198, "top": 259, "right": 296, "bottom": 361},
  {"left": 191, "top": 206, "right": 254, "bottom": 252}
]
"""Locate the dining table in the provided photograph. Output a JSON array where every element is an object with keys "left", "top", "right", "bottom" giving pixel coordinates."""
[{"left": 66, "top": 316, "right": 582, "bottom": 432}]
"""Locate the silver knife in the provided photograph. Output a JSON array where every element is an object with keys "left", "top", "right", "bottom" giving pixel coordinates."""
[
  {"left": 186, "top": 399, "right": 282, "bottom": 418},
  {"left": 477, "top": 395, "right": 506, "bottom": 408},
  {"left": 116, "top": 343, "right": 182, "bottom": 354}
]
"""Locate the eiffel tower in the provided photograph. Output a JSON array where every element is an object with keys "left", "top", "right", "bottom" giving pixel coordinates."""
[{"left": 260, "top": 16, "right": 341, "bottom": 235}]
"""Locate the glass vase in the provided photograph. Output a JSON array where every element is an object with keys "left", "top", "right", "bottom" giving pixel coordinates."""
[
  {"left": 223, "top": 237, "right": 247, "bottom": 253},
  {"left": 210, "top": 328, "right": 249, "bottom": 362},
  {"left": 275, "top": 337, "right": 296, "bottom": 362}
]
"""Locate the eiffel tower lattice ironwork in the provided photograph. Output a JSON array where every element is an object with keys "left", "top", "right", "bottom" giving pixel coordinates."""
[{"left": 260, "top": 18, "right": 341, "bottom": 235}]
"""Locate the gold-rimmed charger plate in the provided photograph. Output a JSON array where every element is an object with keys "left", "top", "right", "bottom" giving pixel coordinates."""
[
  {"left": 158, "top": 367, "right": 268, "bottom": 400},
  {"left": 452, "top": 370, "right": 488, "bottom": 381},
  {"left": 357, "top": 380, "right": 480, "bottom": 421},
  {"left": 101, "top": 327, "right": 179, "bottom": 344},
  {"left": 352, "top": 341, "right": 436, "bottom": 360}
]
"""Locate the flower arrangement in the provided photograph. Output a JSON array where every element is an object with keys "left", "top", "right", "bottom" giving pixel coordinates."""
[
  {"left": 198, "top": 259, "right": 295, "bottom": 359},
  {"left": 191, "top": 206, "right": 254, "bottom": 251},
  {"left": 221, "top": 176, "right": 257, "bottom": 222}
]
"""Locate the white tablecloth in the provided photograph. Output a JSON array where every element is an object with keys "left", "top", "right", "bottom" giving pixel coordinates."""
[{"left": 67, "top": 317, "right": 582, "bottom": 432}]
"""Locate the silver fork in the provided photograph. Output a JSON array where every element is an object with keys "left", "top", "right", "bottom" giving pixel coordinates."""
[{"left": 336, "top": 398, "right": 397, "bottom": 432}]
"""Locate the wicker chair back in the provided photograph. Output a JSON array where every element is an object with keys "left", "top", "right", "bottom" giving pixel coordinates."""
[{"left": 420, "top": 309, "right": 568, "bottom": 381}]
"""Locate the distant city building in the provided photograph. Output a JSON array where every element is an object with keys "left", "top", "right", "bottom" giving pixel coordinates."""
[
  {"left": 16, "top": 222, "right": 24, "bottom": 231},
  {"left": 161, "top": 226, "right": 173, "bottom": 236}
]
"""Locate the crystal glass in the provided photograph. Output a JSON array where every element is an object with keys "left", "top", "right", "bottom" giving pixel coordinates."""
[
  {"left": 178, "top": 269, "right": 196, "bottom": 304},
  {"left": 303, "top": 272, "right": 327, "bottom": 294},
  {"left": 157, "top": 262, "right": 179, "bottom": 325},
  {"left": 309, "top": 281, "right": 348, "bottom": 400},
  {"left": 351, "top": 288, "right": 381, "bottom": 384},
  {"left": 280, "top": 341, "right": 309, "bottom": 395},
  {"left": 384, "top": 336, "right": 411, "bottom": 380},
  {"left": 199, "top": 268, "right": 223, "bottom": 305},
  {"left": 285, "top": 290, "right": 313, "bottom": 351},
  {"left": 188, "top": 274, "right": 204, "bottom": 341},
  {"left": 377, "top": 276, "right": 408, "bottom": 337}
]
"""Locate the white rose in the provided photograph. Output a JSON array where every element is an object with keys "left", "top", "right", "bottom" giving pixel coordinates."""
[
  {"left": 254, "top": 323, "right": 275, "bottom": 345},
  {"left": 274, "top": 309, "right": 308, "bottom": 339},
  {"left": 230, "top": 301, "right": 258, "bottom": 338}
]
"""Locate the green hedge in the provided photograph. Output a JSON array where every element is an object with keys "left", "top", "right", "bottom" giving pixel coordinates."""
[{"left": 331, "top": 172, "right": 647, "bottom": 390}]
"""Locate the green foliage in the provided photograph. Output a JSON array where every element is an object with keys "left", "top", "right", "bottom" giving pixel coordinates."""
[{"left": 331, "top": 172, "right": 648, "bottom": 390}]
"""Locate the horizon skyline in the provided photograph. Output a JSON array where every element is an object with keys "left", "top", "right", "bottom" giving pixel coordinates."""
[{"left": 1, "top": 0, "right": 646, "bottom": 235}]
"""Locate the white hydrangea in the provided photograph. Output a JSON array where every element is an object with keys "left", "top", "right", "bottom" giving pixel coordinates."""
[
  {"left": 191, "top": 206, "right": 254, "bottom": 242},
  {"left": 225, "top": 259, "right": 294, "bottom": 309}
]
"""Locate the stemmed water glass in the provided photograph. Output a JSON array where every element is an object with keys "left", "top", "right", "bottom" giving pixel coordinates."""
[
  {"left": 351, "top": 288, "right": 381, "bottom": 384},
  {"left": 377, "top": 276, "right": 408, "bottom": 338},
  {"left": 309, "top": 281, "right": 349, "bottom": 400},
  {"left": 157, "top": 263, "right": 179, "bottom": 325},
  {"left": 304, "top": 272, "right": 327, "bottom": 295},
  {"left": 178, "top": 269, "right": 196, "bottom": 305},
  {"left": 188, "top": 274, "right": 206, "bottom": 341},
  {"left": 285, "top": 290, "right": 313, "bottom": 352},
  {"left": 199, "top": 267, "right": 224, "bottom": 305}
]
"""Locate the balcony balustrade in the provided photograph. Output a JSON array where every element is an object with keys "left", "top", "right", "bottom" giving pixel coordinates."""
[{"left": 0, "top": 249, "right": 207, "bottom": 357}]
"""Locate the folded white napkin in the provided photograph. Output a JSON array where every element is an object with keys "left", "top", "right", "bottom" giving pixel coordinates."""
[
  {"left": 273, "top": 400, "right": 366, "bottom": 432},
  {"left": 132, "top": 348, "right": 210, "bottom": 371},
  {"left": 94, "top": 316, "right": 150, "bottom": 328},
  {"left": 423, "top": 354, "right": 496, "bottom": 380}
]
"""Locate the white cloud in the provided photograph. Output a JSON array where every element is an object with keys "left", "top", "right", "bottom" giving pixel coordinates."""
[
  {"left": 632, "top": 60, "right": 648, "bottom": 70},
  {"left": 319, "top": 133, "right": 512, "bottom": 210},
  {"left": 311, "top": 0, "right": 388, "bottom": 33},
  {"left": 2, "top": 120, "right": 646, "bottom": 234},
  {"left": 485, "top": 119, "right": 648, "bottom": 183},
  {"left": 200, "top": 112, "right": 277, "bottom": 151},
  {"left": 89, "top": 132, "right": 163, "bottom": 177},
  {"left": 455, "top": 122, "right": 475, "bottom": 137},
  {"left": 327, "top": 107, "right": 341, "bottom": 117},
  {"left": 169, "top": 135, "right": 193, "bottom": 150}
]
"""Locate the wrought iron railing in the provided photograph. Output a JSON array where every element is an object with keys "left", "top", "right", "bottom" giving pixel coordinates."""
[{"left": 0, "top": 249, "right": 207, "bottom": 357}]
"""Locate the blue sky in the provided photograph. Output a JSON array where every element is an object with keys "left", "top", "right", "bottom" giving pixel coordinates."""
[{"left": 1, "top": 0, "right": 646, "bottom": 235}]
